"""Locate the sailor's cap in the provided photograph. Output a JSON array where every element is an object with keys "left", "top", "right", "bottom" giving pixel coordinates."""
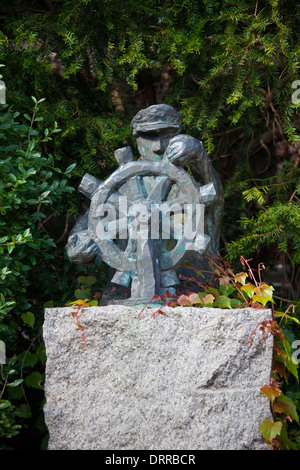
[{"left": 130, "top": 104, "right": 183, "bottom": 136}]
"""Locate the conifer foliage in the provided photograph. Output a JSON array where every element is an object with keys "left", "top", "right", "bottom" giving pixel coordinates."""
[
  {"left": 0, "top": 0, "right": 299, "bottom": 449},
  {"left": 1, "top": 1, "right": 299, "bottom": 275}
]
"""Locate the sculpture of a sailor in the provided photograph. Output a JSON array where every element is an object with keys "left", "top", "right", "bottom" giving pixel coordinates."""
[{"left": 66, "top": 104, "right": 223, "bottom": 304}]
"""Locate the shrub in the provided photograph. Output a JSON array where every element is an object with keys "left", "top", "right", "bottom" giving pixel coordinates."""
[{"left": 0, "top": 98, "right": 75, "bottom": 448}]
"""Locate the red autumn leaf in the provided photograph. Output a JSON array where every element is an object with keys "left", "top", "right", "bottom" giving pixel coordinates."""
[
  {"left": 188, "top": 292, "right": 202, "bottom": 305},
  {"left": 218, "top": 276, "right": 231, "bottom": 286},
  {"left": 93, "top": 292, "right": 101, "bottom": 300},
  {"left": 273, "top": 360, "right": 288, "bottom": 382},
  {"left": 177, "top": 294, "right": 191, "bottom": 306}
]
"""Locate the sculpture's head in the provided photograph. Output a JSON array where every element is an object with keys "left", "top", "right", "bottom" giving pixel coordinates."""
[{"left": 130, "top": 104, "right": 183, "bottom": 161}]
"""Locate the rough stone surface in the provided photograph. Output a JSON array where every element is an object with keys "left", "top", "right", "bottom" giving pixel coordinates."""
[{"left": 43, "top": 306, "right": 273, "bottom": 450}]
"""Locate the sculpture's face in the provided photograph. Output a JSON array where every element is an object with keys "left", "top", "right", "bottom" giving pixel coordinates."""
[{"left": 136, "top": 128, "right": 177, "bottom": 161}]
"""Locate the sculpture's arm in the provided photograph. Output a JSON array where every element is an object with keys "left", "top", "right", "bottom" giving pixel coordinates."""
[
  {"left": 165, "top": 134, "right": 223, "bottom": 206},
  {"left": 190, "top": 144, "right": 224, "bottom": 254},
  {"left": 165, "top": 134, "right": 223, "bottom": 254},
  {"left": 188, "top": 142, "right": 223, "bottom": 207}
]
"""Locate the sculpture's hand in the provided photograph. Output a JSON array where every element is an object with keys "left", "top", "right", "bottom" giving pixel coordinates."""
[
  {"left": 165, "top": 134, "right": 203, "bottom": 167},
  {"left": 66, "top": 231, "right": 99, "bottom": 263}
]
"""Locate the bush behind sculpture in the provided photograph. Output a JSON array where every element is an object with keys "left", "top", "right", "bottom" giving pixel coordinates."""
[{"left": 0, "top": 0, "right": 299, "bottom": 449}]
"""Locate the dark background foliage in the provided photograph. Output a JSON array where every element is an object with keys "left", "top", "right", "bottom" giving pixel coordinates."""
[{"left": 0, "top": 0, "right": 299, "bottom": 449}]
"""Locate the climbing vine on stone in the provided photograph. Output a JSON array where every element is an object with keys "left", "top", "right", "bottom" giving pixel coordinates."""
[{"left": 177, "top": 256, "right": 275, "bottom": 309}]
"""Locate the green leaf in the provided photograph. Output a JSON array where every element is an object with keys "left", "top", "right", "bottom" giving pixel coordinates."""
[
  {"left": 24, "top": 371, "right": 43, "bottom": 389},
  {"left": 219, "top": 284, "right": 236, "bottom": 296},
  {"left": 252, "top": 293, "right": 272, "bottom": 307},
  {"left": 15, "top": 403, "right": 32, "bottom": 418},
  {"left": 284, "top": 354, "right": 299, "bottom": 381},
  {"left": 75, "top": 287, "right": 92, "bottom": 300},
  {"left": 7, "top": 243, "right": 15, "bottom": 254},
  {"left": 274, "top": 394, "right": 299, "bottom": 423},
  {"left": 7, "top": 384, "right": 23, "bottom": 400},
  {"left": 214, "top": 295, "right": 231, "bottom": 309},
  {"left": 78, "top": 276, "right": 96, "bottom": 287},
  {"left": 260, "top": 419, "right": 282, "bottom": 442},
  {"left": 65, "top": 163, "right": 76, "bottom": 173},
  {"left": 28, "top": 129, "right": 39, "bottom": 136},
  {"left": 7, "top": 378, "right": 23, "bottom": 388},
  {"left": 19, "top": 350, "right": 39, "bottom": 368},
  {"left": 21, "top": 312, "right": 35, "bottom": 328},
  {"left": 241, "top": 283, "right": 256, "bottom": 297},
  {"left": 230, "top": 298, "right": 243, "bottom": 308},
  {"left": 277, "top": 422, "right": 298, "bottom": 450},
  {"left": 0, "top": 400, "right": 11, "bottom": 409}
]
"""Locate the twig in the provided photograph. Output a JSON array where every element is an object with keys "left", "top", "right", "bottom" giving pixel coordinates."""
[
  {"left": 55, "top": 211, "right": 70, "bottom": 243},
  {"left": 273, "top": 295, "right": 296, "bottom": 303}
]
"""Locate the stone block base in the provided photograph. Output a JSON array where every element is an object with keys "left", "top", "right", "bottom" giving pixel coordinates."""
[{"left": 43, "top": 306, "right": 273, "bottom": 450}]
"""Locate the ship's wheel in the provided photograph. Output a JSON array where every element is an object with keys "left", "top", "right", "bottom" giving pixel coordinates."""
[{"left": 81, "top": 147, "right": 212, "bottom": 304}]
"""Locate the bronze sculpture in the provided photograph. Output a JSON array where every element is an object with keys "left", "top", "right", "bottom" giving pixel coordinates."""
[{"left": 66, "top": 104, "right": 223, "bottom": 304}]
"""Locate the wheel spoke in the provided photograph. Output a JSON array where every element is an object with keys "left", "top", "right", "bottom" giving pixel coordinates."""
[
  {"left": 127, "top": 175, "right": 147, "bottom": 200},
  {"left": 161, "top": 219, "right": 184, "bottom": 241},
  {"left": 146, "top": 176, "right": 173, "bottom": 203},
  {"left": 103, "top": 217, "right": 128, "bottom": 239},
  {"left": 163, "top": 194, "right": 189, "bottom": 208},
  {"left": 107, "top": 191, "right": 131, "bottom": 217}
]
